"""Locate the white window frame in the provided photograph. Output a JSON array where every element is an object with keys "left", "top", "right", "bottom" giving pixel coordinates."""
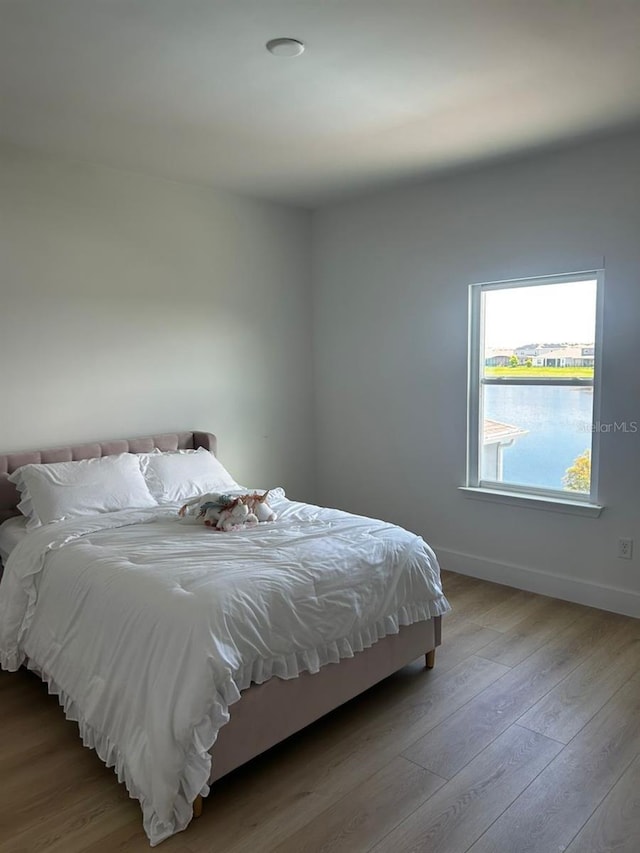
[{"left": 464, "top": 270, "right": 604, "bottom": 515}]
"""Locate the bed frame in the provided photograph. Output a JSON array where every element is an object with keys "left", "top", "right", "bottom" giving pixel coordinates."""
[{"left": 0, "top": 431, "right": 441, "bottom": 817}]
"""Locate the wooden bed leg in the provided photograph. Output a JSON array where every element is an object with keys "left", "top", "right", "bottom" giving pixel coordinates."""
[
  {"left": 193, "top": 795, "right": 203, "bottom": 819},
  {"left": 425, "top": 649, "right": 436, "bottom": 669}
]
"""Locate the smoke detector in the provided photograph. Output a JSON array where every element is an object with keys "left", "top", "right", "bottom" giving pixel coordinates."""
[{"left": 266, "top": 38, "right": 305, "bottom": 57}]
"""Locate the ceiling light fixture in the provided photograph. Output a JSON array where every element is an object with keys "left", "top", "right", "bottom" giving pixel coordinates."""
[{"left": 266, "top": 37, "right": 305, "bottom": 57}]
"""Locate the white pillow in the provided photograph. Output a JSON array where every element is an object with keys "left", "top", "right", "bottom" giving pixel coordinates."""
[
  {"left": 140, "top": 447, "right": 239, "bottom": 504},
  {"left": 9, "top": 453, "right": 157, "bottom": 528}
]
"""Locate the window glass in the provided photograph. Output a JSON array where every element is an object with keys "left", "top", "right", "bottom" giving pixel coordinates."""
[{"left": 469, "top": 273, "right": 601, "bottom": 501}]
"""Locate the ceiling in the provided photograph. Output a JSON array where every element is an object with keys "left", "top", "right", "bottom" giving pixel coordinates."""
[{"left": 2, "top": 0, "right": 640, "bottom": 208}]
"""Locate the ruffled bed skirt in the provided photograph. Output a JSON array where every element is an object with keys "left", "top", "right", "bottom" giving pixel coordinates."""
[{"left": 23, "top": 595, "right": 449, "bottom": 846}]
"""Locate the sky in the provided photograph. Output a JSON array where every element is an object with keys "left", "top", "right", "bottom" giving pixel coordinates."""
[{"left": 483, "top": 279, "right": 597, "bottom": 350}]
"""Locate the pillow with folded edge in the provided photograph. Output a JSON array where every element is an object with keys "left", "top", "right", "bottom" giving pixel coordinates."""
[
  {"left": 9, "top": 452, "right": 157, "bottom": 529},
  {"left": 138, "top": 447, "right": 240, "bottom": 504}
]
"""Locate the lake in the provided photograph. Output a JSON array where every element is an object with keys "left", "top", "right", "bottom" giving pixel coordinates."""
[{"left": 483, "top": 384, "right": 593, "bottom": 491}]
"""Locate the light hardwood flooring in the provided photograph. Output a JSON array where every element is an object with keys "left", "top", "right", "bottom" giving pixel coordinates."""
[{"left": 1, "top": 571, "right": 639, "bottom": 853}]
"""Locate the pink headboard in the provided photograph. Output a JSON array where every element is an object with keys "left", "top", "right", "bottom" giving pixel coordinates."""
[{"left": 0, "top": 431, "right": 217, "bottom": 524}]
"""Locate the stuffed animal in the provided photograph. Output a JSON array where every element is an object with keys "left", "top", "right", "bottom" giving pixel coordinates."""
[
  {"left": 178, "top": 492, "right": 234, "bottom": 525},
  {"left": 245, "top": 490, "right": 278, "bottom": 523},
  {"left": 201, "top": 502, "right": 227, "bottom": 528},
  {"left": 216, "top": 499, "right": 258, "bottom": 531},
  {"left": 178, "top": 490, "right": 277, "bottom": 530}
]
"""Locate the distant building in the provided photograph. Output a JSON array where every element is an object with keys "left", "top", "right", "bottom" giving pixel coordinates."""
[
  {"left": 495, "top": 342, "right": 596, "bottom": 367},
  {"left": 514, "top": 343, "right": 542, "bottom": 359},
  {"left": 485, "top": 348, "right": 514, "bottom": 366},
  {"left": 532, "top": 345, "right": 594, "bottom": 367}
]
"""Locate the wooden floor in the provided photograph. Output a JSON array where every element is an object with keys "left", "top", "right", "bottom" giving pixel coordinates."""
[{"left": 1, "top": 570, "right": 639, "bottom": 852}]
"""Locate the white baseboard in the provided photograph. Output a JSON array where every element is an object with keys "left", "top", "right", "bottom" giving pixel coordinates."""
[{"left": 433, "top": 546, "right": 640, "bottom": 619}]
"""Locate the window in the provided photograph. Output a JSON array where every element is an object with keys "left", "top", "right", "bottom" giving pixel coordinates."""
[{"left": 467, "top": 271, "right": 603, "bottom": 507}]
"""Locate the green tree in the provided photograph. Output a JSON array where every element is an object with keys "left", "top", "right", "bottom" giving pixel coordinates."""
[
  {"left": 509, "top": 354, "right": 519, "bottom": 367},
  {"left": 525, "top": 358, "right": 533, "bottom": 367},
  {"left": 563, "top": 450, "right": 591, "bottom": 492}
]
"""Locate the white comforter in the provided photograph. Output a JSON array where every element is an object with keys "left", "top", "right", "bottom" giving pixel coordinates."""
[{"left": 0, "top": 490, "right": 449, "bottom": 846}]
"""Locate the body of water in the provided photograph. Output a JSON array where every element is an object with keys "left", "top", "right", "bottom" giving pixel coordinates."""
[{"left": 483, "top": 384, "right": 593, "bottom": 491}]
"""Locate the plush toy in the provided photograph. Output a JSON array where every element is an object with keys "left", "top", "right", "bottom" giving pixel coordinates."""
[
  {"left": 178, "top": 490, "right": 277, "bottom": 530},
  {"left": 201, "top": 502, "right": 228, "bottom": 528},
  {"left": 178, "top": 492, "right": 234, "bottom": 525},
  {"left": 216, "top": 498, "right": 258, "bottom": 531},
  {"left": 245, "top": 490, "right": 278, "bottom": 523}
]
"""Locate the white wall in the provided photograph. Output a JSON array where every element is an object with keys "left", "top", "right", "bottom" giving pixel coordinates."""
[
  {"left": 0, "top": 144, "right": 315, "bottom": 500},
  {"left": 312, "top": 128, "right": 640, "bottom": 616}
]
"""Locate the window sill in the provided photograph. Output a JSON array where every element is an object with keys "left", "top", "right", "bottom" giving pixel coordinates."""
[{"left": 459, "top": 486, "right": 604, "bottom": 517}]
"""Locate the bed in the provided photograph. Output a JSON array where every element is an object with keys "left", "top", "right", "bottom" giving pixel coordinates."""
[{"left": 0, "top": 431, "right": 449, "bottom": 846}]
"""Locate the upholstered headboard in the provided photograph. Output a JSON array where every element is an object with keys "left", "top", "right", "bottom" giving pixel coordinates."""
[{"left": 0, "top": 431, "right": 217, "bottom": 524}]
